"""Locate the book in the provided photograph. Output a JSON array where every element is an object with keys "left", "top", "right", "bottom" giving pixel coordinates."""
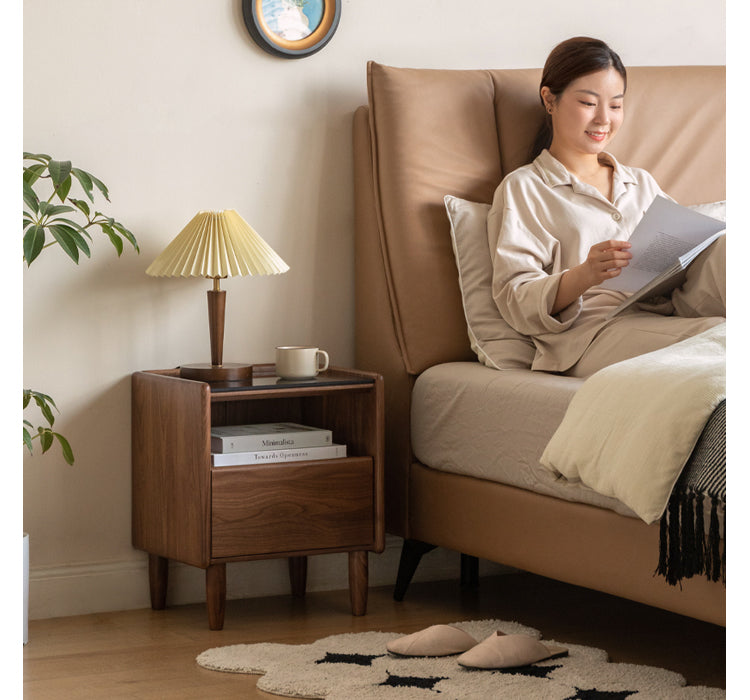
[
  {"left": 599, "top": 195, "right": 725, "bottom": 318},
  {"left": 210, "top": 422, "right": 333, "bottom": 453},
  {"left": 211, "top": 443, "right": 347, "bottom": 467}
]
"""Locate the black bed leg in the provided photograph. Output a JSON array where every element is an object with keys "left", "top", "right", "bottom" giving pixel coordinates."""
[
  {"left": 394, "top": 539, "right": 437, "bottom": 601},
  {"left": 460, "top": 553, "right": 479, "bottom": 588}
]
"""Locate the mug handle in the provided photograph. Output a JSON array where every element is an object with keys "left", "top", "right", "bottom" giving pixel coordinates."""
[{"left": 316, "top": 350, "right": 330, "bottom": 373}]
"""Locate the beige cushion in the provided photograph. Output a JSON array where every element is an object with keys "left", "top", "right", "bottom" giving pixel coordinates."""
[
  {"left": 688, "top": 201, "right": 726, "bottom": 221},
  {"left": 445, "top": 195, "right": 536, "bottom": 369}
]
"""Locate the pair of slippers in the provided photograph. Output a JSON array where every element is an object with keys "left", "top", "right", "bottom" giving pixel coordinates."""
[{"left": 386, "top": 624, "right": 568, "bottom": 670}]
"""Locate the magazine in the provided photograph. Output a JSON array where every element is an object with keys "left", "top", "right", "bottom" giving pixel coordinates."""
[
  {"left": 211, "top": 443, "right": 347, "bottom": 466},
  {"left": 210, "top": 422, "right": 332, "bottom": 453},
  {"left": 600, "top": 196, "right": 725, "bottom": 318}
]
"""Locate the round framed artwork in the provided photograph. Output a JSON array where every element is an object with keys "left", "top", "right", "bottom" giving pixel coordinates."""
[{"left": 242, "top": 0, "right": 341, "bottom": 59}]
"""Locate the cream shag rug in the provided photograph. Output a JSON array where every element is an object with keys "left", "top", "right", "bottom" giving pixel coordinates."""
[{"left": 196, "top": 619, "right": 724, "bottom": 699}]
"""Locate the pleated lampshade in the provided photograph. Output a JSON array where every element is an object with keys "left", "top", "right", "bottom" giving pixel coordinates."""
[{"left": 146, "top": 209, "right": 289, "bottom": 279}]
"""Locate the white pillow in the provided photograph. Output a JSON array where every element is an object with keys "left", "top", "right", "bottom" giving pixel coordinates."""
[
  {"left": 688, "top": 200, "right": 726, "bottom": 221},
  {"left": 444, "top": 194, "right": 536, "bottom": 370}
]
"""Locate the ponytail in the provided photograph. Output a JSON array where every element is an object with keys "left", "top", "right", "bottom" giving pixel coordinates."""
[{"left": 529, "top": 113, "right": 553, "bottom": 162}]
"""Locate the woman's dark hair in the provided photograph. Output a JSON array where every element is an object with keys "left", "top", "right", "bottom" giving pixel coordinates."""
[{"left": 529, "top": 37, "right": 627, "bottom": 161}]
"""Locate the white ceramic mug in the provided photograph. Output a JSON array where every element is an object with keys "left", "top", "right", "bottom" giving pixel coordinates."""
[{"left": 275, "top": 346, "right": 330, "bottom": 379}]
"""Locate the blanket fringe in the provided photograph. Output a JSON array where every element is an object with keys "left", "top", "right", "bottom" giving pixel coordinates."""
[{"left": 655, "top": 489, "right": 725, "bottom": 586}]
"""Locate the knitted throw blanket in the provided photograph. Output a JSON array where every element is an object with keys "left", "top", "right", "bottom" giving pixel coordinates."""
[{"left": 656, "top": 399, "right": 726, "bottom": 586}]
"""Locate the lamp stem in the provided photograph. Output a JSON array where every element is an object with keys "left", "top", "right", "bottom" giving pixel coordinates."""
[{"left": 207, "top": 279, "right": 226, "bottom": 367}]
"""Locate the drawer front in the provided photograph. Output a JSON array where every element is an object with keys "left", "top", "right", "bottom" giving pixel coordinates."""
[{"left": 211, "top": 457, "right": 373, "bottom": 558}]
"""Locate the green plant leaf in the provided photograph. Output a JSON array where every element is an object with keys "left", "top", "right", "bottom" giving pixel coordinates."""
[
  {"left": 23, "top": 427, "right": 33, "bottom": 452},
  {"left": 56, "top": 174, "right": 72, "bottom": 202},
  {"left": 23, "top": 224, "right": 46, "bottom": 265},
  {"left": 101, "top": 224, "right": 124, "bottom": 256},
  {"left": 48, "top": 160, "right": 72, "bottom": 190},
  {"left": 35, "top": 398, "right": 55, "bottom": 427},
  {"left": 112, "top": 221, "right": 140, "bottom": 252},
  {"left": 66, "top": 227, "right": 92, "bottom": 258},
  {"left": 54, "top": 433, "right": 75, "bottom": 465},
  {"left": 23, "top": 163, "right": 46, "bottom": 186},
  {"left": 88, "top": 171, "right": 110, "bottom": 201},
  {"left": 56, "top": 217, "right": 91, "bottom": 235},
  {"left": 23, "top": 152, "right": 51, "bottom": 163},
  {"left": 28, "top": 391, "right": 58, "bottom": 425},
  {"left": 71, "top": 167, "right": 94, "bottom": 202},
  {"left": 23, "top": 180, "right": 40, "bottom": 215},
  {"left": 56, "top": 219, "right": 93, "bottom": 253},
  {"left": 38, "top": 202, "right": 75, "bottom": 217},
  {"left": 39, "top": 429, "right": 53, "bottom": 453},
  {"left": 48, "top": 224, "right": 81, "bottom": 263},
  {"left": 68, "top": 197, "right": 91, "bottom": 218},
  {"left": 72, "top": 168, "right": 110, "bottom": 201}
]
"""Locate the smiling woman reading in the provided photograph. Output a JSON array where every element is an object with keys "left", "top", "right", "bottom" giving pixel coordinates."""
[{"left": 488, "top": 37, "right": 726, "bottom": 378}]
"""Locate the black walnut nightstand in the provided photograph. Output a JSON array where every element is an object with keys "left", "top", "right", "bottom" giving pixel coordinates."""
[{"left": 131, "top": 365, "right": 384, "bottom": 629}]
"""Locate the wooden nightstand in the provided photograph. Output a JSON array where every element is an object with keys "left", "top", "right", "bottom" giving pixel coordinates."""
[{"left": 131, "top": 365, "right": 384, "bottom": 630}]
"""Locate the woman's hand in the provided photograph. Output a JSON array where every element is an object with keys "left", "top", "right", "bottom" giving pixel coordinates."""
[
  {"left": 552, "top": 240, "right": 632, "bottom": 314},
  {"left": 580, "top": 240, "right": 633, "bottom": 285}
]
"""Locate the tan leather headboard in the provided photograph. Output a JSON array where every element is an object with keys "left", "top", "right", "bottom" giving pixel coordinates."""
[{"left": 361, "top": 61, "right": 725, "bottom": 377}]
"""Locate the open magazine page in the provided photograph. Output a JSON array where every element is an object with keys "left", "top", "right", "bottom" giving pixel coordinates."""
[
  {"left": 599, "top": 196, "right": 725, "bottom": 317},
  {"left": 599, "top": 195, "right": 726, "bottom": 295}
]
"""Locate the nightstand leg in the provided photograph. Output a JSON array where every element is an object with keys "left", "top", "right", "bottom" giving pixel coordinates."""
[
  {"left": 289, "top": 556, "right": 308, "bottom": 597},
  {"left": 148, "top": 554, "right": 168, "bottom": 610},
  {"left": 348, "top": 550, "right": 368, "bottom": 616},
  {"left": 206, "top": 564, "right": 226, "bottom": 630}
]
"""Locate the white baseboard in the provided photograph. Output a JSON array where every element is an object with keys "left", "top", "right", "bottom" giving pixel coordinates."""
[{"left": 29, "top": 535, "right": 513, "bottom": 620}]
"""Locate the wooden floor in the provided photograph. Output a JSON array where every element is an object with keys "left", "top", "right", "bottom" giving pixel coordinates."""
[{"left": 23, "top": 572, "right": 725, "bottom": 698}]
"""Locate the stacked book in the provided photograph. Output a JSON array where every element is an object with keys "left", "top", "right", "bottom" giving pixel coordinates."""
[{"left": 210, "top": 422, "right": 346, "bottom": 466}]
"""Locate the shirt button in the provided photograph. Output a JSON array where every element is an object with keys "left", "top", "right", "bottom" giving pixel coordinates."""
[{"left": 612, "top": 212, "right": 622, "bottom": 222}]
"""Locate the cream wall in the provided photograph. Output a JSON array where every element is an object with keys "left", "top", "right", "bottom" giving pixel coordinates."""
[{"left": 22, "top": 0, "right": 725, "bottom": 619}]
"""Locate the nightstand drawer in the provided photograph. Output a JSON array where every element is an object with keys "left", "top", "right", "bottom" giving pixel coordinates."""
[{"left": 211, "top": 457, "right": 374, "bottom": 558}]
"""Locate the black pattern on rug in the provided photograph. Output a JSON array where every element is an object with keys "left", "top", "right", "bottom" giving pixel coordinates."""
[
  {"left": 316, "top": 652, "right": 385, "bottom": 667},
  {"left": 564, "top": 689, "right": 636, "bottom": 699},
  {"left": 378, "top": 671, "right": 448, "bottom": 691},
  {"left": 494, "top": 662, "right": 564, "bottom": 679},
  {"left": 196, "top": 619, "right": 725, "bottom": 699}
]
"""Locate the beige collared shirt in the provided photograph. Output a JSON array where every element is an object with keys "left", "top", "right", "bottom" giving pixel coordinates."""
[{"left": 488, "top": 149, "right": 665, "bottom": 372}]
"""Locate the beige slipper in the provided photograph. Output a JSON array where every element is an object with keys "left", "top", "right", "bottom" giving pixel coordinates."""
[
  {"left": 386, "top": 624, "right": 480, "bottom": 657},
  {"left": 457, "top": 632, "right": 568, "bottom": 669}
]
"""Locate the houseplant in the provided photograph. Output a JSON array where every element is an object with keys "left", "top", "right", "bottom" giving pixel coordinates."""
[
  {"left": 23, "top": 152, "right": 139, "bottom": 464},
  {"left": 22, "top": 153, "right": 139, "bottom": 644}
]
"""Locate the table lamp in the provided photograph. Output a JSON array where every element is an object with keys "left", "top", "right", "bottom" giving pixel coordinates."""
[{"left": 146, "top": 209, "right": 289, "bottom": 383}]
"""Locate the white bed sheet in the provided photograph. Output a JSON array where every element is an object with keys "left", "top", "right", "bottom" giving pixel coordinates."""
[{"left": 411, "top": 362, "right": 638, "bottom": 518}]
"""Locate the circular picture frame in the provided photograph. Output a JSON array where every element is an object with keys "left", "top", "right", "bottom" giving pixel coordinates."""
[{"left": 242, "top": 0, "right": 341, "bottom": 59}]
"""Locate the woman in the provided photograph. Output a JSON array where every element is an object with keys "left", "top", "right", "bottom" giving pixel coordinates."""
[{"left": 488, "top": 37, "right": 725, "bottom": 377}]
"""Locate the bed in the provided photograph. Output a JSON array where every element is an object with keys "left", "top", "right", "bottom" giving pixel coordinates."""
[{"left": 352, "top": 61, "right": 725, "bottom": 625}]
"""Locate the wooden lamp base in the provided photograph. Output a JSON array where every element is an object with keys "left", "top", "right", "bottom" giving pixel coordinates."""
[
  {"left": 179, "top": 362, "right": 253, "bottom": 383},
  {"left": 178, "top": 283, "right": 252, "bottom": 385}
]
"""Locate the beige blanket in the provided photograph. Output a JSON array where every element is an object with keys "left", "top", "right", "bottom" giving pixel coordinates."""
[{"left": 540, "top": 323, "right": 726, "bottom": 524}]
